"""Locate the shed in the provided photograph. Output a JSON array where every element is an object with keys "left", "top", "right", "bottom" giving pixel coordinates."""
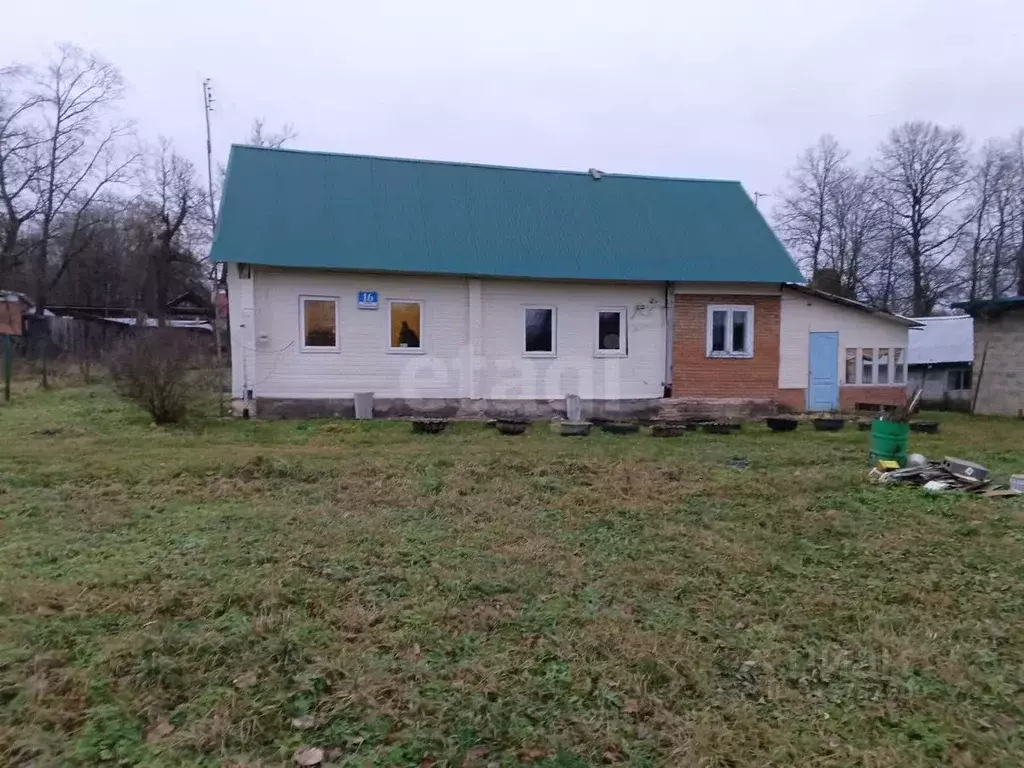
[
  {"left": 906, "top": 315, "right": 974, "bottom": 404},
  {"left": 953, "top": 297, "right": 1024, "bottom": 417}
]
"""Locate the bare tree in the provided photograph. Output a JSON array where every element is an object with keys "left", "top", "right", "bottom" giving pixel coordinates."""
[
  {"left": 141, "top": 137, "right": 207, "bottom": 325},
  {"left": 1011, "top": 128, "right": 1024, "bottom": 296},
  {"left": 774, "top": 135, "right": 851, "bottom": 278},
  {"left": 875, "top": 121, "right": 970, "bottom": 315},
  {"left": 31, "top": 46, "right": 136, "bottom": 302},
  {"left": 962, "top": 142, "right": 1004, "bottom": 301},
  {"left": 825, "top": 170, "right": 883, "bottom": 297},
  {"left": 248, "top": 118, "right": 297, "bottom": 149},
  {"left": 28, "top": 44, "right": 137, "bottom": 384},
  {"left": 0, "top": 66, "right": 42, "bottom": 279}
]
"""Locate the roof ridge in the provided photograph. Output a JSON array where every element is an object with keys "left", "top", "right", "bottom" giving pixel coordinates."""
[{"left": 228, "top": 144, "right": 742, "bottom": 185}]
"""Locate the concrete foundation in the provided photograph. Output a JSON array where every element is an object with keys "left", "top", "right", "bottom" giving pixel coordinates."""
[{"left": 251, "top": 396, "right": 781, "bottom": 421}]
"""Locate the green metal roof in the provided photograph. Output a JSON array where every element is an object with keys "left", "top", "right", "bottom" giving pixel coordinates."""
[{"left": 212, "top": 145, "right": 802, "bottom": 283}]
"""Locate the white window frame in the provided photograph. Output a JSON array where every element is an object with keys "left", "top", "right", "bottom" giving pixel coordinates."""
[
  {"left": 386, "top": 298, "right": 426, "bottom": 355},
  {"left": 706, "top": 305, "right": 754, "bottom": 358},
  {"left": 845, "top": 346, "right": 908, "bottom": 385},
  {"left": 299, "top": 295, "right": 340, "bottom": 353},
  {"left": 523, "top": 305, "right": 557, "bottom": 358},
  {"left": 594, "top": 307, "right": 628, "bottom": 357}
]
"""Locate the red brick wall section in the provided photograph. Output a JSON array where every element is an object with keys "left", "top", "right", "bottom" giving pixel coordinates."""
[
  {"left": 839, "top": 386, "right": 907, "bottom": 411},
  {"left": 775, "top": 388, "right": 806, "bottom": 413},
  {"left": 673, "top": 294, "right": 781, "bottom": 398}
]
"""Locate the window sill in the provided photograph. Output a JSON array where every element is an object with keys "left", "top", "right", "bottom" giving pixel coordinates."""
[
  {"left": 594, "top": 350, "right": 627, "bottom": 358},
  {"left": 523, "top": 351, "right": 556, "bottom": 359},
  {"left": 300, "top": 346, "right": 341, "bottom": 353},
  {"left": 707, "top": 352, "right": 753, "bottom": 360},
  {"left": 387, "top": 347, "right": 426, "bottom": 355},
  {"left": 842, "top": 383, "right": 906, "bottom": 387}
]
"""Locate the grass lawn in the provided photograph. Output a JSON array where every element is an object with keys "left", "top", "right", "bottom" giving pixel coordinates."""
[{"left": 2, "top": 385, "right": 1024, "bottom": 767}]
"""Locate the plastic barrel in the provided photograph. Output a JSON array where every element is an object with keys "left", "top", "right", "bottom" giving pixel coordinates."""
[{"left": 869, "top": 419, "right": 909, "bottom": 466}]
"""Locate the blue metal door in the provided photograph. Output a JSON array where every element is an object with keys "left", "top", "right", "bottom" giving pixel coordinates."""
[{"left": 808, "top": 332, "right": 839, "bottom": 411}]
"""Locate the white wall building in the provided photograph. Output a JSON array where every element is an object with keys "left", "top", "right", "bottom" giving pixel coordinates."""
[{"left": 906, "top": 315, "right": 974, "bottom": 403}]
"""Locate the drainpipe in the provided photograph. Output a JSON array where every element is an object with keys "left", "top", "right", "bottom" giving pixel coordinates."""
[{"left": 663, "top": 282, "right": 674, "bottom": 397}]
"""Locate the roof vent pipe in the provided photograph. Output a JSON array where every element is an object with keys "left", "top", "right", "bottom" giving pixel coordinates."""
[{"left": 589, "top": 168, "right": 603, "bottom": 180}]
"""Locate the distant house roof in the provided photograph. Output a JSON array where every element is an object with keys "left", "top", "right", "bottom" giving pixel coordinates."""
[
  {"left": 953, "top": 297, "right": 1024, "bottom": 317},
  {"left": 907, "top": 315, "right": 974, "bottom": 365},
  {"left": 784, "top": 284, "right": 923, "bottom": 328},
  {"left": 211, "top": 145, "right": 803, "bottom": 284}
]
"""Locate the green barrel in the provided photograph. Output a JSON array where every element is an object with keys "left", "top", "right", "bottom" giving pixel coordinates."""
[{"left": 869, "top": 419, "right": 909, "bottom": 466}]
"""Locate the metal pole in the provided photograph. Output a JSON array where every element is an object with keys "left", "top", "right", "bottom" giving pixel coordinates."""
[
  {"left": 203, "top": 79, "right": 217, "bottom": 231},
  {"left": 3, "top": 335, "right": 12, "bottom": 403},
  {"left": 203, "top": 78, "right": 225, "bottom": 417}
]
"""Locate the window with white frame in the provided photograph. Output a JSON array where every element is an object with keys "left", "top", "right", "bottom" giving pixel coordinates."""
[
  {"left": 706, "top": 305, "right": 754, "bottom": 357},
  {"left": 524, "top": 306, "right": 556, "bottom": 356},
  {"left": 845, "top": 346, "right": 907, "bottom": 384},
  {"left": 300, "top": 296, "right": 339, "bottom": 350},
  {"left": 388, "top": 299, "right": 424, "bottom": 352},
  {"left": 595, "top": 308, "right": 627, "bottom": 356},
  {"left": 947, "top": 368, "right": 972, "bottom": 391}
]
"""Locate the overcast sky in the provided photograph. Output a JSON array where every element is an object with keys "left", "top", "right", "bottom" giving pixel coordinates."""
[{"left": 6, "top": 0, "right": 1024, "bottom": 204}]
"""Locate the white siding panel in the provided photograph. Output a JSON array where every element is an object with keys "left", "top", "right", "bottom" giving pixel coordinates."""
[
  {"left": 779, "top": 290, "right": 912, "bottom": 389},
  {"left": 252, "top": 268, "right": 469, "bottom": 399},
  {"left": 479, "top": 280, "right": 666, "bottom": 400},
  {"left": 227, "top": 266, "right": 256, "bottom": 399},
  {"left": 245, "top": 268, "right": 667, "bottom": 401}
]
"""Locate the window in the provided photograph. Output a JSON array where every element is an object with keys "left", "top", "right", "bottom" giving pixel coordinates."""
[
  {"left": 706, "top": 305, "right": 754, "bottom": 357},
  {"left": 948, "top": 368, "right": 972, "bottom": 391},
  {"left": 595, "top": 308, "right": 626, "bottom": 356},
  {"left": 845, "top": 346, "right": 908, "bottom": 385},
  {"left": 877, "top": 348, "right": 890, "bottom": 384},
  {"left": 861, "top": 348, "right": 874, "bottom": 384},
  {"left": 300, "top": 296, "right": 338, "bottom": 350},
  {"left": 893, "top": 348, "right": 906, "bottom": 384},
  {"left": 845, "top": 348, "right": 858, "bottom": 384},
  {"left": 388, "top": 300, "right": 423, "bottom": 352},
  {"left": 524, "top": 307, "right": 555, "bottom": 356}
]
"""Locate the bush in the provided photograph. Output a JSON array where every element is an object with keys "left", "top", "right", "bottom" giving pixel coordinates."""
[{"left": 109, "top": 330, "right": 210, "bottom": 424}]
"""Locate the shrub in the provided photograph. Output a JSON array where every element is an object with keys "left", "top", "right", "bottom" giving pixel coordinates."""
[{"left": 109, "top": 330, "right": 209, "bottom": 424}]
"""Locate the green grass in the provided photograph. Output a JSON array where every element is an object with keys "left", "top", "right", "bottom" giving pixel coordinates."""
[{"left": 2, "top": 385, "right": 1024, "bottom": 766}]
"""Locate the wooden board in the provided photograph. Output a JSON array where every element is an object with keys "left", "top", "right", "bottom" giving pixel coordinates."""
[{"left": 0, "top": 299, "right": 23, "bottom": 336}]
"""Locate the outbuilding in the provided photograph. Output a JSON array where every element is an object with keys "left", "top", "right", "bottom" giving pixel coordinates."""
[
  {"left": 906, "top": 315, "right": 974, "bottom": 406},
  {"left": 954, "top": 297, "right": 1024, "bottom": 417}
]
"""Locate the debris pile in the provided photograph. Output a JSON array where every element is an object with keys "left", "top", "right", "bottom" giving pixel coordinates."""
[{"left": 870, "top": 456, "right": 1021, "bottom": 497}]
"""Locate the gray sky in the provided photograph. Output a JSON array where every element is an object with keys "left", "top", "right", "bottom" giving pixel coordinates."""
[{"left": 6, "top": 0, "right": 1024, "bottom": 204}]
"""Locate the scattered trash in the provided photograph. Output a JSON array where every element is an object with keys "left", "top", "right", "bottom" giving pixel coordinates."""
[
  {"left": 293, "top": 746, "right": 324, "bottom": 766},
  {"left": 726, "top": 456, "right": 750, "bottom": 470},
  {"left": 906, "top": 453, "right": 928, "bottom": 467},
  {"left": 942, "top": 457, "right": 990, "bottom": 485},
  {"left": 291, "top": 715, "right": 316, "bottom": 730},
  {"left": 910, "top": 420, "right": 940, "bottom": 434},
  {"left": 1011, "top": 475, "right": 1024, "bottom": 493},
  {"left": 870, "top": 455, "right": 1021, "bottom": 497}
]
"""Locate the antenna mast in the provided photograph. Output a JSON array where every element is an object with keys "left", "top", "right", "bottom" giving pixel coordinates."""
[{"left": 202, "top": 79, "right": 217, "bottom": 229}]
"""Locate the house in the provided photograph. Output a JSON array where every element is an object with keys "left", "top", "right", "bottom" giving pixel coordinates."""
[
  {"left": 953, "top": 297, "right": 1024, "bottom": 417},
  {"left": 211, "top": 146, "right": 914, "bottom": 418},
  {"left": 906, "top": 315, "right": 974, "bottom": 405}
]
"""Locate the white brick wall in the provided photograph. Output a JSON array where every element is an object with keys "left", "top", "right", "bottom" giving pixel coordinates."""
[{"left": 228, "top": 267, "right": 667, "bottom": 401}]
